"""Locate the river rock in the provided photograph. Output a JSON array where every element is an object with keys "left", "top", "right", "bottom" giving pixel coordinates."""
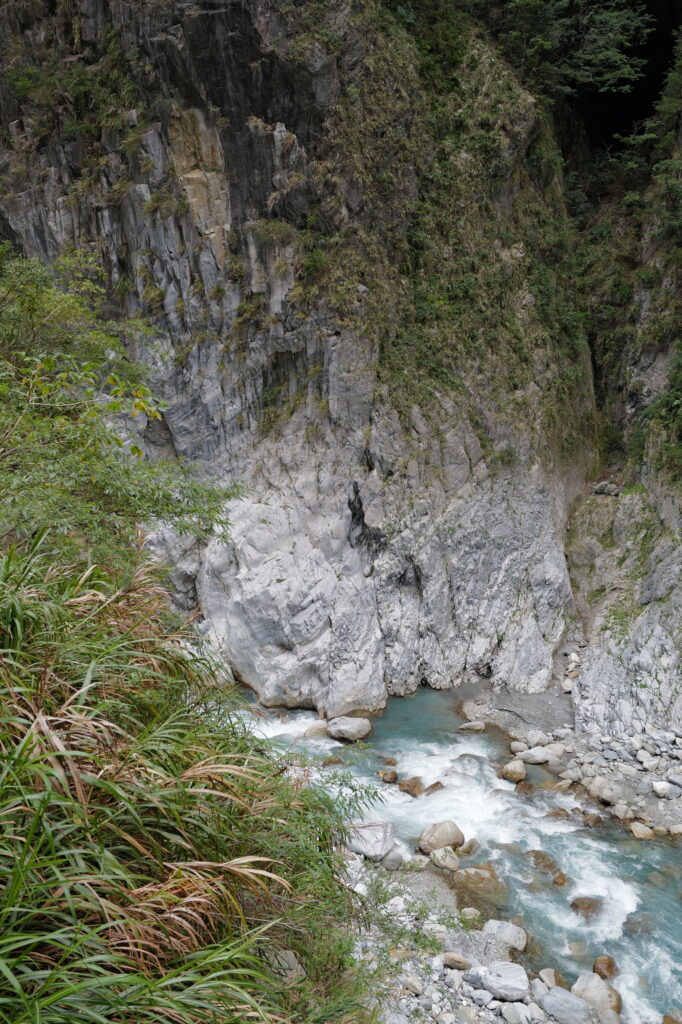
[
  {"left": 525, "top": 849, "right": 559, "bottom": 874},
  {"left": 430, "top": 846, "right": 460, "bottom": 871},
  {"left": 264, "top": 948, "right": 306, "bottom": 984},
  {"left": 380, "top": 844, "right": 404, "bottom": 871},
  {"left": 382, "top": 756, "right": 397, "bottom": 766},
  {"left": 472, "top": 961, "right": 529, "bottom": 1001},
  {"left": 425, "top": 780, "right": 445, "bottom": 795},
  {"left": 327, "top": 717, "right": 372, "bottom": 741},
  {"left": 483, "top": 919, "right": 528, "bottom": 951},
  {"left": 347, "top": 822, "right": 395, "bottom": 859},
  {"left": 398, "top": 776, "right": 425, "bottom": 797},
  {"left": 539, "top": 969, "right": 567, "bottom": 989},
  {"left": 402, "top": 974, "right": 422, "bottom": 995},
  {"left": 502, "top": 1005, "right": 532, "bottom": 1024},
  {"left": 539, "top": 986, "right": 591, "bottom": 1023},
  {"left": 418, "top": 820, "right": 465, "bottom": 853},
  {"left": 572, "top": 972, "right": 622, "bottom": 1018},
  {"left": 593, "top": 955, "right": 618, "bottom": 980},
  {"left": 442, "top": 952, "right": 472, "bottom": 970},
  {"left": 378, "top": 769, "right": 398, "bottom": 783},
  {"left": 519, "top": 746, "right": 552, "bottom": 764},
  {"left": 459, "top": 720, "right": 486, "bottom": 732},
  {"left": 570, "top": 896, "right": 603, "bottom": 920},
  {"left": 653, "top": 779, "right": 682, "bottom": 799},
  {"left": 303, "top": 720, "right": 329, "bottom": 737},
  {"left": 511, "top": 741, "right": 528, "bottom": 753},
  {"left": 583, "top": 813, "right": 604, "bottom": 828},
  {"left": 502, "top": 759, "right": 527, "bottom": 782},
  {"left": 454, "top": 861, "right": 506, "bottom": 903},
  {"left": 528, "top": 730, "right": 551, "bottom": 747},
  {"left": 553, "top": 871, "right": 569, "bottom": 886},
  {"left": 630, "top": 821, "right": 654, "bottom": 839}
]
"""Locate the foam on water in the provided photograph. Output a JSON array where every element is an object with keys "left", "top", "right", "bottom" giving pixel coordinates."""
[{"left": 240, "top": 690, "right": 682, "bottom": 1022}]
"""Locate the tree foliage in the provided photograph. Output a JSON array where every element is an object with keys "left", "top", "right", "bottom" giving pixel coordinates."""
[
  {"left": 473, "top": 0, "right": 652, "bottom": 98},
  {"left": 0, "top": 246, "right": 234, "bottom": 563}
]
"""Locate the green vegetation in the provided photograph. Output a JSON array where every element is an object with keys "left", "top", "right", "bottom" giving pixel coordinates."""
[
  {"left": 470, "top": 0, "right": 652, "bottom": 100},
  {"left": 0, "top": 249, "right": 374, "bottom": 1022},
  {"left": 576, "top": 30, "right": 682, "bottom": 486}
]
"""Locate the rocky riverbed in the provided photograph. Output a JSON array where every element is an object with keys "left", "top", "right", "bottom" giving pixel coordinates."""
[{"left": 245, "top": 687, "right": 682, "bottom": 1024}]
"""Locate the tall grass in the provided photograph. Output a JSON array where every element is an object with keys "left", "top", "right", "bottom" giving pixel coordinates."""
[{"left": 0, "top": 536, "right": 370, "bottom": 1022}]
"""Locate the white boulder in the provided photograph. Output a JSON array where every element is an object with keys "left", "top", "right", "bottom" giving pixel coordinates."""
[{"left": 327, "top": 716, "right": 372, "bottom": 741}]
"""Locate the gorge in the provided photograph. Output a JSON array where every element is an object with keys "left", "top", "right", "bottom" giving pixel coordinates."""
[{"left": 0, "top": 1, "right": 681, "bottom": 1022}]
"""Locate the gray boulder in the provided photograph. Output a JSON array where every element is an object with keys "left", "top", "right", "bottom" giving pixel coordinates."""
[
  {"left": 418, "top": 820, "right": 465, "bottom": 853},
  {"left": 347, "top": 822, "right": 395, "bottom": 860},
  {"left": 483, "top": 919, "right": 528, "bottom": 952},
  {"left": 327, "top": 716, "right": 372, "bottom": 741},
  {"left": 471, "top": 961, "right": 530, "bottom": 1002},
  {"left": 539, "top": 986, "right": 591, "bottom": 1024}
]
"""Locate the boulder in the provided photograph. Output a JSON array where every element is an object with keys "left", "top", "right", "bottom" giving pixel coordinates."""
[
  {"left": 347, "top": 822, "right": 395, "bottom": 860},
  {"left": 583, "top": 813, "right": 604, "bottom": 828},
  {"left": 303, "top": 720, "right": 329, "bottom": 738},
  {"left": 418, "top": 820, "right": 465, "bottom": 853},
  {"left": 572, "top": 972, "right": 622, "bottom": 1018},
  {"left": 525, "top": 849, "right": 559, "bottom": 875},
  {"left": 327, "top": 717, "right": 372, "bottom": 742},
  {"left": 430, "top": 846, "right": 460, "bottom": 871},
  {"left": 380, "top": 845, "right": 404, "bottom": 871},
  {"left": 539, "top": 969, "right": 567, "bottom": 989},
  {"left": 264, "top": 948, "right": 306, "bottom": 985},
  {"left": 527, "top": 730, "right": 551, "bottom": 747},
  {"left": 630, "top": 821, "right": 654, "bottom": 840},
  {"left": 442, "top": 952, "right": 472, "bottom": 970},
  {"left": 553, "top": 871, "right": 569, "bottom": 886},
  {"left": 539, "top": 986, "right": 591, "bottom": 1023},
  {"left": 570, "top": 896, "right": 603, "bottom": 921},
  {"left": 593, "top": 955, "right": 618, "bottom": 980},
  {"left": 519, "top": 747, "right": 552, "bottom": 764},
  {"left": 474, "top": 961, "right": 530, "bottom": 1002},
  {"left": 511, "top": 741, "right": 528, "bottom": 753},
  {"left": 378, "top": 769, "right": 398, "bottom": 783},
  {"left": 502, "top": 1005, "right": 531, "bottom": 1024},
  {"left": 502, "top": 759, "right": 527, "bottom": 782},
  {"left": 454, "top": 861, "right": 506, "bottom": 904},
  {"left": 398, "top": 776, "right": 424, "bottom": 797},
  {"left": 459, "top": 720, "right": 486, "bottom": 732},
  {"left": 483, "top": 919, "right": 528, "bottom": 952},
  {"left": 402, "top": 974, "right": 422, "bottom": 995},
  {"left": 425, "top": 780, "right": 445, "bottom": 796}
]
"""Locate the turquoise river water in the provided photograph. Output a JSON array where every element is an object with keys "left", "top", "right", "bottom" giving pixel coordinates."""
[{"left": 245, "top": 688, "right": 682, "bottom": 1023}]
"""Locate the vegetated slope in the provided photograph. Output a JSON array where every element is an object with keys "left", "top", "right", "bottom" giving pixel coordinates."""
[
  {"left": 0, "top": 250, "right": 372, "bottom": 1023},
  {"left": 0, "top": 2, "right": 679, "bottom": 732}
]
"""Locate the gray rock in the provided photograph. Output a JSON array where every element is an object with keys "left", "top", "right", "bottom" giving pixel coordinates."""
[
  {"left": 519, "top": 747, "right": 552, "bottom": 764},
  {"left": 482, "top": 919, "right": 528, "bottom": 952},
  {"left": 264, "top": 948, "right": 306, "bottom": 984},
  {"left": 327, "top": 716, "right": 372, "bottom": 741},
  {"left": 418, "top": 820, "right": 465, "bottom": 853},
  {"left": 381, "top": 844, "right": 405, "bottom": 871},
  {"left": 347, "top": 822, "right": 395, "bottom": 860},
  {"left": 539, "top": 986, "right": 591, "bottom": 1024},
  {"left": 430, "top": 846, "right": 460, "bottom": 871},
  {"left": 474, "top": 961, "right": 530, "bottom": 1002},
  {"left": 502, "top": 1005, "right": 532, "bottom": 1024}
]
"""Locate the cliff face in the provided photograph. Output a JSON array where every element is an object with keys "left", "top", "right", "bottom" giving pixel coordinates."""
[{"left": 0, "top": 0, "right": 679, "bottom": 731}]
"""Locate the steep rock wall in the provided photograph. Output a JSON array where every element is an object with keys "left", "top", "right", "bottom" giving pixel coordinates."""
[{"left": 1, "top": 0, "right": 678, "bottom": 732}]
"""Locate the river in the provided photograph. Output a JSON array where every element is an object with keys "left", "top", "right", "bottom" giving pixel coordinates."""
[{"left": 245, "top": 687, "right": 682, "bottom": 1023}]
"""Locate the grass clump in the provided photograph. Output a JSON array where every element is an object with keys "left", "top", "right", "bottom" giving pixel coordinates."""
[{"left": 0, "top": 248, "right": 374, "bottom": 1022}]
